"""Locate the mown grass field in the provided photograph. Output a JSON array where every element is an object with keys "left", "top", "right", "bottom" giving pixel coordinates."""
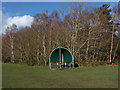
[{"left": 2, "top": 63, "right": 118, "bottom": 88}]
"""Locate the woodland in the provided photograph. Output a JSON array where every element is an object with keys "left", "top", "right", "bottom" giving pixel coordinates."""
[{"left": 2, "top": 4, "right": 120, "bottom": 66}]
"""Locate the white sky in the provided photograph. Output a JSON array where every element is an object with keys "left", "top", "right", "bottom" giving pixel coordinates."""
[
  {"left": 4, "top": 15, "right": 33, "bottom": 29},
  {"left": 1, "top": 10, "right": 33, "bottom": 34}
]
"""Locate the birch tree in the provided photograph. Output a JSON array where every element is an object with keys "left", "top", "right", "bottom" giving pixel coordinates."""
[{"left": 6, "top": 24, "right": 18, "bottom": 63}]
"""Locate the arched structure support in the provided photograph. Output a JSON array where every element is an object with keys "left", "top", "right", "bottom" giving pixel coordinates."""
[{"left": 49, "top": 47, "right": 74, "bottom": 69}]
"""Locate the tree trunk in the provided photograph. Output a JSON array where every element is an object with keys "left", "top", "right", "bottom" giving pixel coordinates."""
[
  {"left": 92, "top": 39, "right": 97, "bottom": 61},
  {"left": 37, "top": 48, "right": 40, "bottom": 65},
  {"left": 43, "top": 35, "right": 46, "bottom": 66},
  {"left": 113, "top": 43, "right": 118, "bottom": 61},
  {"left": 49, "top": 29, "right": 51, "bottom": 54},
  {"left": 86, "top": 30, "right": 91, "bottom": 61},
  {"left": 11, "top": 40, "right": 14, "bottom": 63},
  {"left": 110, "top": 25, "right": 114, "bottom": 63},
  {"left": 20, "top": 46, "right": 23, "bottom": 63},
  {"left": 10, "top": 36, "right": 14, "bottom": 63},
  {"left": 37, "top": 31, "right": 40, "bottom": 65}
]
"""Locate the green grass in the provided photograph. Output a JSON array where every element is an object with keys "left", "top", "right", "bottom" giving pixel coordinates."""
[{"left": 2, "top": 63, "right": 118, "bottom": 88}]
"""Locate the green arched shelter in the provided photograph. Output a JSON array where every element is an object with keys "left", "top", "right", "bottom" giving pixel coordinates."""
[{"left": 49, "top": 47, "right": 74, "bottom": 69}]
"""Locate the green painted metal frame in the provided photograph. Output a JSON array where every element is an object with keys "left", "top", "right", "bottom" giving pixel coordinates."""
[{"left": 50, "top": 48, "right": 73, "bottom": 63}]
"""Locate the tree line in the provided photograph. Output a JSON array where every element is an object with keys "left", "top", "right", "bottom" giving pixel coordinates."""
[{"left": 2, "top": 4, "right": 120, "bottom": 66}]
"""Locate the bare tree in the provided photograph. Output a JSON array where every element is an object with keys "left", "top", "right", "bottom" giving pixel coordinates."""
[{"left": 6, "top": 24, "right": 18, "bottom": 63}]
